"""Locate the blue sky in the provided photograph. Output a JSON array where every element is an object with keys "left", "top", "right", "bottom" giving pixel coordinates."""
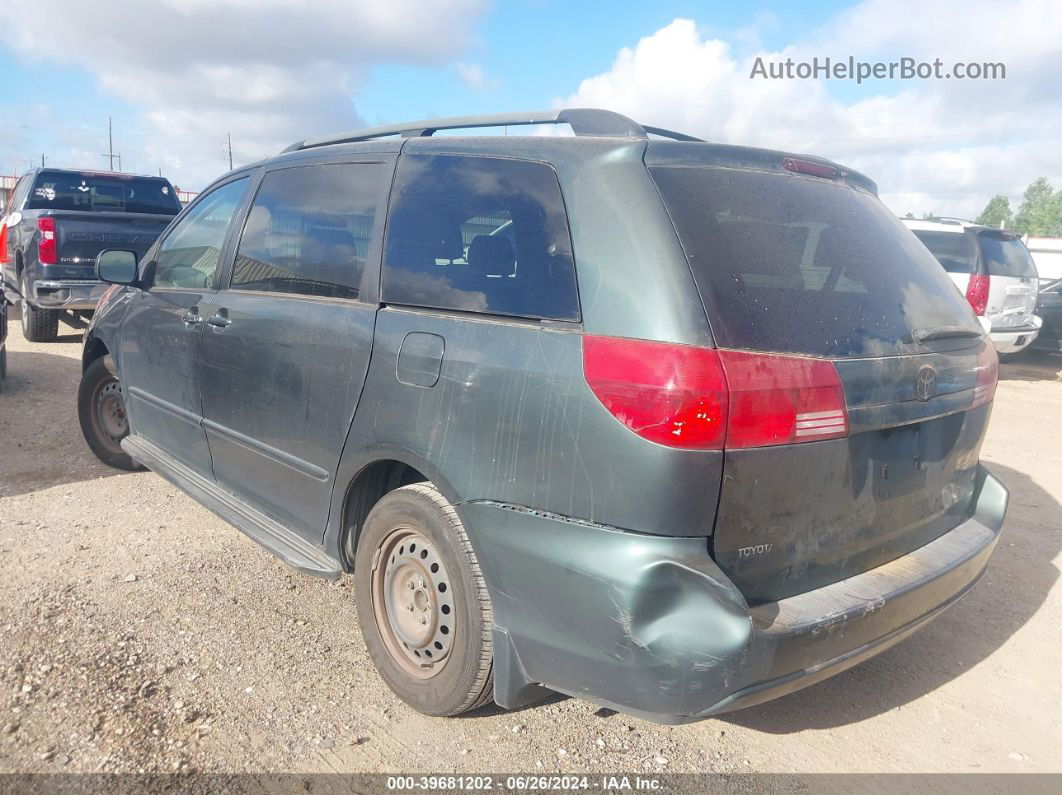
[
  {"left": 0, "top": 0, "right": 1058, "bottom": 217},
  {"left": 1, "top": 0, "right": 851, "bottom": 172},
  {"left": 357, "top": 1, "right": 853, "bottom": 122}
]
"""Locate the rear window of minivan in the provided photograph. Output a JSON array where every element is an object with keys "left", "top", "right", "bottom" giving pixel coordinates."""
[
  {"left": 979, "top": 232, "right": 1038, "bottom": 278},
  {"left": 651, "top": 166, "right": 983, "bottom": 358}
]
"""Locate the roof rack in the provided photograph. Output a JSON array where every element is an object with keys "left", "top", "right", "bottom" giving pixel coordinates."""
[
  {"left": 281, "top": 108, "right": 703, "bottom": 153},
  {"left": 925, "top": 216, "right": 978, "bottom": 226}
]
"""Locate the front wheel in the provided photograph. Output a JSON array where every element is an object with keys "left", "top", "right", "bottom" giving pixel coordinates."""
[
  {"left": 355, "top": 483, "right": 494, "bottom": 716},
  {"left": 78, "top": 356, "right": 142, "bottom": 471}
]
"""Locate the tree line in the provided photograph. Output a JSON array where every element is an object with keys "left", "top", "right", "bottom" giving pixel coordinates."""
[{"left": 904, "top": 177, "right": 1062, "bottom": 236}]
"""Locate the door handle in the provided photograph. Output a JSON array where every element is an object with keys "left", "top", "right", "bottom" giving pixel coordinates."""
[
  {"left": 181, "top": 308, "right": 203, "bottom": 325},
  {"left": 207, "top": 312, "right": 232, "bottom": 329}
]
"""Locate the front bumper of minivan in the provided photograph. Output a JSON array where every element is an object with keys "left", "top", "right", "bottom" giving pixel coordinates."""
[{"left": 460, "top": 465, "right": 1006, "bottom": 724}]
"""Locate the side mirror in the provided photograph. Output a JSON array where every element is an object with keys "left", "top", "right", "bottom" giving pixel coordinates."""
[{"left": 95, "top": 249, "right": 139, "bottom": 286}]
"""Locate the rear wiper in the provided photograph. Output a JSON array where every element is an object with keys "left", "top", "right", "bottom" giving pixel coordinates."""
[{"left": 904, "top": 325, "right": 983, "bottom": 344}]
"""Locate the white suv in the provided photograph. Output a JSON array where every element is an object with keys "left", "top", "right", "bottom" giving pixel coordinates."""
[{"left": 905, "top": 218, "right": 1042, "bottom": 356}]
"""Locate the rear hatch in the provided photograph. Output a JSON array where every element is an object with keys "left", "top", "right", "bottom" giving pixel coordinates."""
[
  {"left": 976, "top": 230, "right": 1039, "bottom": 330},
  {"left": 650, "top": 155, "right": 996, "bottom": 603},
  {"left": 26, "top": 170, "right": 179, "bottom": 277}
]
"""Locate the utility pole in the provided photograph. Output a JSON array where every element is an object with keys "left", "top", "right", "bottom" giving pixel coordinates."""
[
  {"left": 100, "top": 116, "right": 119, "bottom": 171},
  {"left": 226, "top": 132, "right": 233, "bottom": 170},
  {"left": 41, "top": 154, "right": 45, "bottom": 167}
]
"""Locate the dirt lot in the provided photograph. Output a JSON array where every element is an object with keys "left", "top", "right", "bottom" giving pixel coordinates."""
[{"left": 1, "top": 309, "right": 1060, "bottom": 778}]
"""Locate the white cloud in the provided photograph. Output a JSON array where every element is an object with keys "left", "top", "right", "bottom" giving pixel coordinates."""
[
  {"left": 455, "top": 62, "right": 501, "bottom": 92},
  {"left": 0, "top": 0, "right": 487, "bottom": 188},
  {"left": 559, "top": 2, "right": 1062, "bottom": 218}
]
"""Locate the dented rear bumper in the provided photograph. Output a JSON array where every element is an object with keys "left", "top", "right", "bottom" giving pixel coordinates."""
[{"left": 459, "top": 465, "right": 1006, "bottom": 724}]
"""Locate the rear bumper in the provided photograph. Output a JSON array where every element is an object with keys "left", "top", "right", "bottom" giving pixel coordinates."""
[
  {"left": 29, "top": 279, "right": 106, "bottom": 310},
  {"left": 462, "top": 465, "right": 1007, "bottom": 724},
  {"left": 990, "top": 317, "right": 1042, "bottom": 354}
]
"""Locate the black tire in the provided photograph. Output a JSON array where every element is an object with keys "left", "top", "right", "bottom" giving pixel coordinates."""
[
  {"left": 355, "top": 483, "right": 494, "bottom": 717},
  {"left": 998, "top": 350, "right": 1025, "bottom": 363},
  {"left": 78, "top": 355, "right": 142, "bottom": 471},
  {"left": 19, "top": 277, "right": 59, "bottom": 343}
]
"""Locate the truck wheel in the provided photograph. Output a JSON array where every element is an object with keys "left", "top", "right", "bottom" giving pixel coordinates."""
[
  {"left": 19, "top": 277, "right": 59, "bottom": 342},
  {"left": 355, "top": 483, "right": 494, "bottom": 717},
  {"left": 78, "top": 356, "right": 142, "bottom": 471}
]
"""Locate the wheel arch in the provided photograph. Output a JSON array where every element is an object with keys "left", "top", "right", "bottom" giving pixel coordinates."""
[
  {"left": 82, "top": 333, "right": 110, "bottom": 373},
  {"left": 336, "top": 451, "right": 464, "bottom": 571}
]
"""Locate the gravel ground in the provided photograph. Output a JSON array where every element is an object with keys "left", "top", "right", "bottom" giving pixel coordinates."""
[{"left": 1, "top": 309, "right": 1060, "bottom": 778}]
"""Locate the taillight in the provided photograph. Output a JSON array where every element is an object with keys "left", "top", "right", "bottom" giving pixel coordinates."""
[
  {"left": 582, "top": 336, "right": 729, "bottom": 449},
  {"left": 37, "top": 217, "right": 57, "bottom": 265},
  {"left": 966, "top": 273, "right": 990, "bottom": 316},
  {"left": 582, "top": 336, "right": 848, "bottom": 450},
  {"left": 717, "top": 350, "right": 848, "bottom": 448},
  {"left": 971, "top": 340, "right": 998, "bottom": 409}
]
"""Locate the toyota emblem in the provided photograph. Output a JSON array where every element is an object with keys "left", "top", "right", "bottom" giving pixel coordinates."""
[{"left": 915, "top": 365, "right": 937, "bottom": 401}]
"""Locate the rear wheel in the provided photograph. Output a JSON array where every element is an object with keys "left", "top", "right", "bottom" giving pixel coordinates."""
[
  {"left": 354, "top": 483, "right": 494, "bottom": 716},
  {"left": 19, "top": 276, "right": 59, "bottom": 343},
  {"left": 78, "top": 356, "right": 142, "bottom": 471}
]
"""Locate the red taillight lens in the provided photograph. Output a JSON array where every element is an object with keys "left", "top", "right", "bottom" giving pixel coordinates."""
[
  {"left": 971, "top": 340, "right": 998, "bottom": 409},
  {"left": 965, "top": 273, "right": 990, "bottom": 316},
  {"left": 718, "top": 349, "right": 848, "bottom": 448},
  {"left": 582, "top": 336, "right": 849, "bottom": 450},
  {"left": 37, "top": 217, "right": 57, "bottom": 265},
  {"left": 582, "top": 336, "right": 729, "bottom": 449}
]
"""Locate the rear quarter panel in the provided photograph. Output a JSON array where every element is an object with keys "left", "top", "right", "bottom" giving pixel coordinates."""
[{"left": 331, "top": 307, "right": 724, "bottom": 539}]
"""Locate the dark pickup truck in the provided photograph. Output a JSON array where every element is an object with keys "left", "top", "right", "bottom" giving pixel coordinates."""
[{"left": 2, "top": 168, "right": 181, "bottom": 341}]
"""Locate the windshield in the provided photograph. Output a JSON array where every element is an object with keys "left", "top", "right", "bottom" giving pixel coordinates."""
[
  {"left": 910, "top": 230, "right": 978, "bottom": 274},
  {"left": 25, "top": 171, "right": 181, "bottom": 215},
  {"left": 651, "top": 166, "right": 983, "bottom": 358},
  {"left": 979, "top": 233, "right": 1038, "bottom": 278}
]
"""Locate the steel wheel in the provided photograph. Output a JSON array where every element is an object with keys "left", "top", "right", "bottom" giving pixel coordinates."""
[
  {"left": 94, "top": 377, "right": 129, "bottom": 453},
  {"left": 371, "top": 527, "right": 456, "bottom": 678},
  {"left": 78, "top": 356, "right": 142, "bottom": 471}
]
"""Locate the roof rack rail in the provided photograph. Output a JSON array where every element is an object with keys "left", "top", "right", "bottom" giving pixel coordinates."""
[
  {"left": 281, "top": 108, "right": 704, "bottom": 152},
  {"left": 925, "top": 216, "right": 978, "bottom": 226}
]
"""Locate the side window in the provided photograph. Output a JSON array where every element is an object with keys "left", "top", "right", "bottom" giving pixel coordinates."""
[
  {"left": 152, "top": 178, "right": 248, "bottom": 289},
  {"left": 382, "top": 154, "right": 579, "bottom": 321},
  {"left": 9, "top": 176, "right": 30, "bottom": 210},
  {"left": 231, "top": 163, "right": 383, "bottom": 300}
]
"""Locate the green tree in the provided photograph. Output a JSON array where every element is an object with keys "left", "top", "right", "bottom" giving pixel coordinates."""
[
  {"left": 1014, "top": 177, "right": 1058, "bottom": 235},
  {"left": 903, "top": 212, "right": 916, "bottom": 219},
  {"left": 976, "top": 195, "right": 1012, "bottom": 228},
  {"left": 1043, "top": 192, "right": 1062, "bottom": 236}
]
